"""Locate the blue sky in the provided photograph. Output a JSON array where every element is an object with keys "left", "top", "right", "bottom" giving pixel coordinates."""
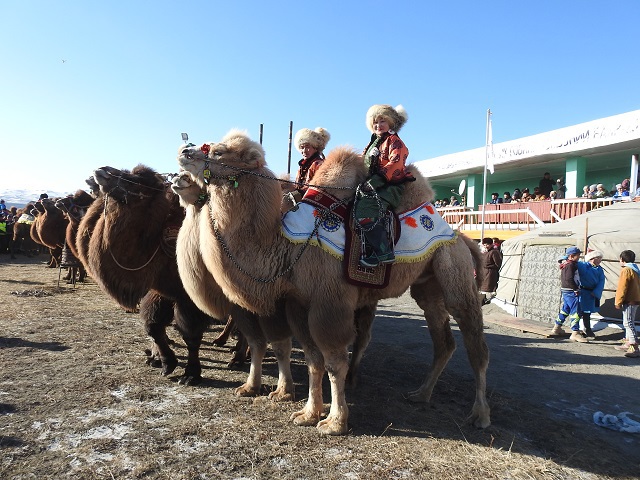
[{"left": 1, "top": 1, "right": 639, "bottom": 194}]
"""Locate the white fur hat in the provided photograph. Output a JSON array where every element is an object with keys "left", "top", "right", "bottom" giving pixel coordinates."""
[
  {"left": 366, "top": 104, "right": 408, "bottom": 133},
  {"left": 294, "top": 127, "right": 331, "bottom": 153},
  {"left": 585, "top": 250, "right": 603, "bottom": 262}
]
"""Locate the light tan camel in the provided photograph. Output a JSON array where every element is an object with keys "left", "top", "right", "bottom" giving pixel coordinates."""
[
  {"left": 177, "top": 131, "right": 490, "bottom": 435},
  {"left": 171, "top": 171, "right": 296, "bottom": 399}
]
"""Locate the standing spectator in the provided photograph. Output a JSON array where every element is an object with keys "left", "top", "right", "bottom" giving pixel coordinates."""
[
  {"left": 539, "top": 172, "right": 554, "bottom": 197},
  {"left": 0, "top": 199, "right": 6, "bottom": 213},
  {"left": 577, "top": 250, "right": 605, "bottom": 338},
  {"left": 551, "top": 246, "right": 588, "bottom": 342},
  {"left": 479, "top": 237, "right": 502, "bottom": 304},
  {"left": 555, "top": 178, "right": 567, "bottom": 199},
  {"left": 614, "top": 250, "right": 640, "bottom": 358}
]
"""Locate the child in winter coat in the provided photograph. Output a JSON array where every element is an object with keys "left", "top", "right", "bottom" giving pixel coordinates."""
[{"left": 614, "top": 250, "right": 640, "bottom": 358}]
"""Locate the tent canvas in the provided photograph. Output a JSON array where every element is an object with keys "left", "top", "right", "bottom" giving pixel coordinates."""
[{"left": 495, "top": 201, "right": 640, "bottom": 323}]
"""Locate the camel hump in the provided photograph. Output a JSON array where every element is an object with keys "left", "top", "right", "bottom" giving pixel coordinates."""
[{"left": 308, "top": 146, "right": 367, "bottom": 200}]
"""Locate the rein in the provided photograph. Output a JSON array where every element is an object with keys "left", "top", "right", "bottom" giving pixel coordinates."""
[
  {"left": 211, "top": 196, "right": 350, "bottom": 284},
  {"left": 108, "top": 244, "right": 161, "bottom": 271}
]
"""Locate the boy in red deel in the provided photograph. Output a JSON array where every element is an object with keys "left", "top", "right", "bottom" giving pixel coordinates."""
[{"left": 551, "top": 246, "right": 589, "bottom": 343}]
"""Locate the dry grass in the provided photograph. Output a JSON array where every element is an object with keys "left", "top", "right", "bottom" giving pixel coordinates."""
[{"left": 1, "top": 255, "right": 637, "bottom": 479}]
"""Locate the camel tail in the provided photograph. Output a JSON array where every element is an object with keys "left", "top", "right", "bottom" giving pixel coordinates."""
[{"left": 459, "top": 233, "right": 484, "bottom": 289}]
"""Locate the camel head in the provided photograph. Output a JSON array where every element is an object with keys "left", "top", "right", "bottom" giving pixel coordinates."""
[
  {"left": 31, "top": 201, "right": 45, "bottom": 216},
  {"left": 85, "top": 176, "right": 101, "bottom": 198},
  {"left": 171, "top": 171, "right": 207, "bottom": 208},
  {"left": 177, "top": 130, "right": 266, "bottom": 189},
  {"left": 94, "top": 165, "right": 167, "bottom": 204},
  {"left": 55, "top": 190, "right": 94, "bottom": 219}
]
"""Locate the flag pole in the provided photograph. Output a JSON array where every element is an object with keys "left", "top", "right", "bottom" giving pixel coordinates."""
[{"left": 481, "top": 109, "right": 491, "bottom": 242}]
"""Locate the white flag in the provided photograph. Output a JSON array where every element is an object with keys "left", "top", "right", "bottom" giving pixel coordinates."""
[{"left": 486, "top": 110, "right": 495, "bottom": 175}]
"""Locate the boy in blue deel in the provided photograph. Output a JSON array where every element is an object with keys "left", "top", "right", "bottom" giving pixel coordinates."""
[
  {"left": 552, "top": 246, "right": 589, "bottom": 343},
  {"left": 577, "top": 250, "right": 605, "bottom": 338}
]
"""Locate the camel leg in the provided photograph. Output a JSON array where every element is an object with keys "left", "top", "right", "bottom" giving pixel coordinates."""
[
  {"left": 434, "top": 243, "right": 491, "bottom": 429},
  {"left": 213, "top": 316, "right": 234, "bottom": 346},
  {"left": 173, "top": 295, "right": 209, "bottom": 386},
  {"left": 308, "top": 301, "right": 355, "bottom": 435},
  {"left": 408, "top": 281, "right": 456, "bottom": 402},
  {"left": 286, "top": 300, "right": 326, "bottom": 427},
  {"left": 346, "top": 303, "right": 377, "bottom": 388},
  {"left": 267, "top": 336, "right": 294, "bottom": 402},
  {"left": 232, "top": 306, "right": 267, "bottom": 397},
  {"left": 140, "top": 292, "right": 178, "bottom": 377},
  {"left": 228, "top": 330, "right": 249, "bottom": 368},
  {"left": 316, "top": 346, "right": 350, "bottom": 435}
]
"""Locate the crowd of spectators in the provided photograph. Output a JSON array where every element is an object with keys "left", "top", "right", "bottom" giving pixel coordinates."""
[{"left": 435, "top": 172, "right": 640, "bottom": 207}]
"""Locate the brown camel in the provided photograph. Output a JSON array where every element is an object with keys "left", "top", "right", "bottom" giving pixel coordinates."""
[
  {"left": 177, "top": 131, "right": 490, "bottom": 436},
  {"left": 75, "top": 164, "right": 213, "bottom": 385},
  {"left": 31, "top": 198, "right": 67, "bottom": 268},
  {"left": 11, "top": 204, "right": 39, "bottom": 258},
  {"left": 55, "top": 190, "right": 95, "bottom": 283}
]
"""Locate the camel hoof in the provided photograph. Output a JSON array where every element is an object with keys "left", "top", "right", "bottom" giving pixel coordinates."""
[
  {"left": 405, "top": 389, "right": 430, "bottom": 403},
  {"left": 317, "top": 417, "right": 348, "bottom": 436},
  {"left": 268, "top": 389, "right": 294, "bottom": 402},
  {"left": 290, "top": 409, "right": 320, "bottom": 426},
  {"left": 161, "top": 357, "right": 179, "bottom": 376},
  {"left": 234, "top": 383, "right": 260, "bottom": 397},
  {"left": 178, "top": 374, "right": 202, "bottom": 386},
  {"left": 469, "top": 407, "right": 491, "bottom": 429}
]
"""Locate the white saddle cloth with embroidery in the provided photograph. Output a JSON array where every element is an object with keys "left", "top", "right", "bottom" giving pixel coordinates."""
[{"left": 281, "top": 201, "right": 457, "bottom": 262}]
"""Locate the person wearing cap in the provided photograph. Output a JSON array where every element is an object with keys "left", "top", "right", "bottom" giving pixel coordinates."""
[
  {"left": 479, "top": 237, "right": 502, "bottom": 303},
  {"left": 356, "top": 104, "right": 415, "bottom": 267},
  {"left": 554, "top": 178, "right": 567, "bottom": 199},
  {"left": 577, "top": 250, "right": 605, "bottom": 338},
  {"left": 551, "top": 246, "right": 588, "bottom": 342},
  {"left": 614, "top": 250, "right": 640, "bottom": 358},
  {"left": 292, "top": 127, "right": 331, "bottom": 199}
]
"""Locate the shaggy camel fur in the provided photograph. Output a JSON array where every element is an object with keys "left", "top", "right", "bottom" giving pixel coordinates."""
[
  {"left": 75, "top": 165, "right": 212, "bottom": 385},
  {"left": 177, "top": 131, "right": 490, "bottom": 436},
  {"left": 31, "top": 199, "right": 66, "bottom": 268},
  {"left": 55, "top": 190, "right": 95, "bottom": 283},
  {"left": 171, "top": 171, "right": 295, "bottom": 397}
]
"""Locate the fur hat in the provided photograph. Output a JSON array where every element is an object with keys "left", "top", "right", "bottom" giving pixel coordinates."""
[
  {"left": 585, "top": 250, "right": 603, "bottom": 262},
  {"left": 366, "top": 104, "right": 408, "bottom": 133},
  {"left": 294, "top": 127, "right": 331, "bottom": 153}
]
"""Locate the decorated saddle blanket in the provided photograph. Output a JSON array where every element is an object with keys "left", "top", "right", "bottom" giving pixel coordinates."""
[
  {"left": 17, "top": 214, "right": 35, "bottom": 224},
  {"left": 281, "top": 191, "right": 457, "bottom": 264}
]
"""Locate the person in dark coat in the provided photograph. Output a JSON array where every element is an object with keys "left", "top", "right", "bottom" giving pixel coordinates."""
[
  {"left": 479, "top": 237, "right": 502, "bottom": 302},
  {"left": 539, "top": 172, "right": 554, "bottom": 197}
]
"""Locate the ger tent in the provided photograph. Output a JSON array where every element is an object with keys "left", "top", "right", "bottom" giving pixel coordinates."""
[{"left": 495, "top": 201, "right": 640, "bottom": 324}]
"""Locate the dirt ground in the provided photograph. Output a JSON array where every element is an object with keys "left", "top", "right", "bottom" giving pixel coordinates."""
[{"left": 1, "top": 254, "right": 639, "bottom": 479}]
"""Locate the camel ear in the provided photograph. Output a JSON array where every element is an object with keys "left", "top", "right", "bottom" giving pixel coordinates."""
[{"left": 243, "top": 144, "right": 266, "bottom": 169}]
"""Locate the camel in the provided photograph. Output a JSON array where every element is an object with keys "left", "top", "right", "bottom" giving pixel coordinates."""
[
  {"left": 176, "top": 131, "right": 490, "bottom": 436},
  {"left": 31, "top": 198, "right": 67, "bottom": 268},
  {"left": 171, "top": 171, "right": 295, "bottom": 397},
  {"left": 11, "top": 204, "right": 39, "bottom": 258},
  {"left": 75, "top": 164, "right": 213, "bottom": 385},
  {"left": 55, "top": 190, "right": 95, "bottom": 283}
]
